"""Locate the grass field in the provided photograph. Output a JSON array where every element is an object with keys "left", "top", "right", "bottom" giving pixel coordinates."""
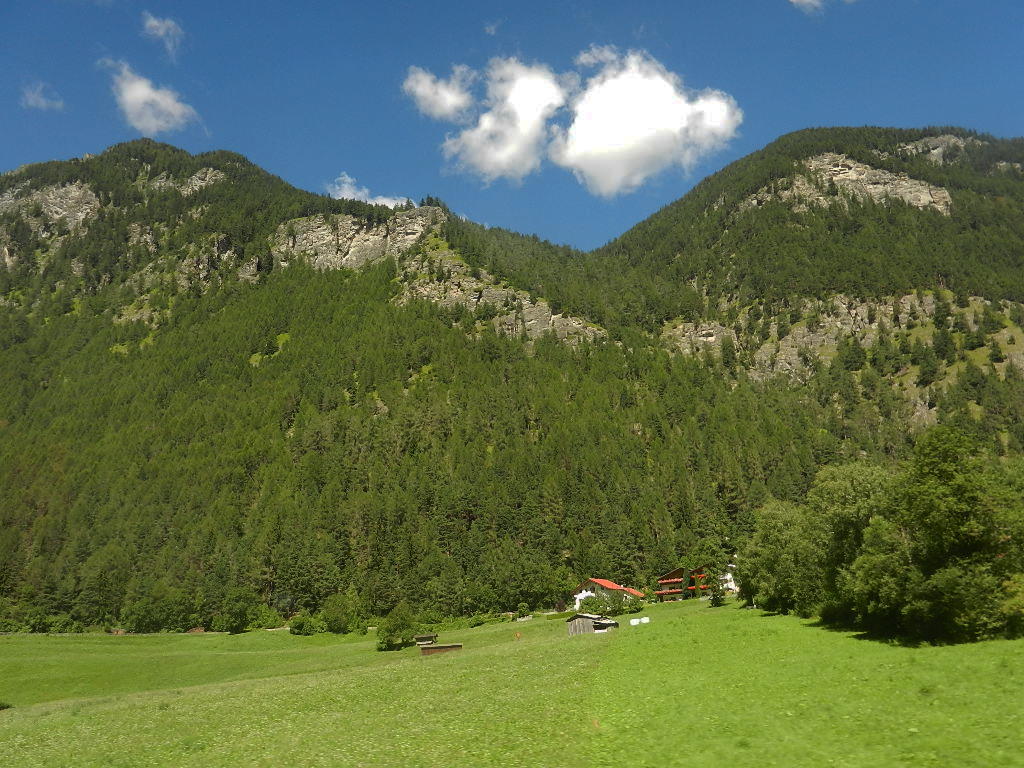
[{"left": 2, "top": 601, "right": 1022, "bottom": 767}]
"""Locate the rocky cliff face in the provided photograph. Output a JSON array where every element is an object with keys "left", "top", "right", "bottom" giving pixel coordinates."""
[
  {"left": 269, "top": 204, "right": 604, "bottom": 342},
  {"left": 270, "top": 207, "right": 604, "bottom": 342},
  {"left": 664, "top": 292, "right": 1024, "bottom": 381},
  {"left": 0, "top": 181, "right": 101, "bottom": 231},
  {"left": 114, "top": 232, "right": 243, "bottom": 326},
  {"left": 147, "top": 167, "right": 227, "bottom": 197},
  {"left": 741, "top": 153, "right": 953, "bottom": 216},
  {"left": 397, "top": 237, "right": 604, "bottom": 343},
  {"left": 665, "top": 293, "right": 939, "bottom": 379},
  {"left": 271, "top": 207, "right": 441, "bottom": 271},
  {"left": 896, "top": 134, "right": 984, "bottom": 165}
]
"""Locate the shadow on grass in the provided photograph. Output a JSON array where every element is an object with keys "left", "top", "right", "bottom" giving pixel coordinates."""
[
  {"left": 804, "top": 616, "right": 930, "bottom": 647},
  {"left": 743, "top": 602, "right": 927, "bottom": 647}
]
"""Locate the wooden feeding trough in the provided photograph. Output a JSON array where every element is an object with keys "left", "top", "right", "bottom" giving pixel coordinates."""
[
  {"left": 420, "top": 643, "right": 463, "bottom": 656},
  {"left": 414, "top": 633, "right": 439, "bottom": 646}
]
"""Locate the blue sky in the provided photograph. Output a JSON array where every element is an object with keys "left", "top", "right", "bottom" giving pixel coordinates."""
[{"left": 3, "top": 0, "right": 1023, "bottom": 249}]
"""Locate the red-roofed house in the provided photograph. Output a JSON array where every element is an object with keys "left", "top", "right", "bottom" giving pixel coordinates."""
[
  {"left": 654, "top": 566, "right": 710, "bottom": 601},
  {"left": 572, "top": 578, "right": 645, "bottom": 610}
]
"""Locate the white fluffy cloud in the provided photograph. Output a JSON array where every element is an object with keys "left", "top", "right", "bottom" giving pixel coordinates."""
[
  {"left": 327, "top": 172, "right": 407, "bottom": 208},
  {"left": 442, "top": 58, "right": 567, "bottom": 183},
  {"left": 21, "top": 82, "right": 64, "bottom": 111},
  {"left": 404, "top": 47, "right": 741, "bottom": 195},
  {"left": 550, "top": 48, "right": 742, "bottom": 197},
  {"left": 402, "top": 65, "right": 475, "bottom": 121},
  {"left": 790, "top": 0, "right": 857, "bottom": 11},
  {"left": 142, "top": 11, "right": 184, "bottom": 61},
  {"left": 102, "top": 60, "right": 199, "bottom": 136}
]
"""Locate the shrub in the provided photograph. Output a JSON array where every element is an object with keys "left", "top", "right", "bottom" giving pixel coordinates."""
[
  {"left": 321, "top": 588, "right": 364, "bottom": 634},
  {"left": 25, "top": 608, "right": 56, "bottom": 633},
  {"left": 289, "top": 612, "right": 326, "bottom": 636},
  {"left": 622, "top": 595, "right": 645, "bottom": 615},
  {"left": 0, "top": 618, "right": 26, "bottom": 633},
  {"left": 250, "top": 603, "right": 285, "bottom": 630},
  {"left": 375, "top": 601, "right": 418, "bottom": 651},
  {"left": 1000, "top": 574, "right": 1024, "bottom": 637},
  {"left": 579, "top": 592, "right": 643, "bottom": 618},
  {"left": 121, "top": 598, "right": 164, "bottom": 634},
  {"left": 211, "top": 588, "right": 261, "bottom": 634},
  {"left": 578, "top": 595, "right": 609, "bottom": 615},
  {"left": 708, "top": 578, "right": 727, "bottom": 608},
  {"left": 47, "top": 614, "right": 84, "bottom": 633}
]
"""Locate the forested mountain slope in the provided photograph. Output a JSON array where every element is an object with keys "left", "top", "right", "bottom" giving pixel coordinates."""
[
  {"left": 447, "top": 127, "right": 1024, "bottom": 332},
  {"left": 1, "top": 129, "right": 1023, "bottom": 633}
]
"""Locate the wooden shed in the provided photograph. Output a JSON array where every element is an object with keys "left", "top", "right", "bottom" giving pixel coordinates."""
[{"left": 566, "top": 613, "right": 620, "bottom": 636}]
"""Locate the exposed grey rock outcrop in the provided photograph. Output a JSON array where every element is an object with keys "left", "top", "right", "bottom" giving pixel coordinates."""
[
  {"left": 114, "top": 231, "right": 241, "bottom": 326},
  {"left": 176, "top": 233, "right": 237, "bottom": 293},
  {"left": 128, "top": 223, "right": 158, "bottom": 254},
  {"left": 1, "top": 244, "right": 16, "bottom": 271},
  {"left": 271, "top": 206, "right": 441, "bottom": 270},
  {"left": 0, "top": 186, "right": 603, "bottom": 345},
  {"left": 272, "top": 205, "right": 603, "bottom": 343},
  {"left": 398, "top": 245, "right": 605, "bottom": 343},
  {"left": 148, "top": 167, "right": 227, "bottom": 197},
  {"left": 662, "top": 322, "right": 737, "bottom": 354},
  {"left": 0, "top": 181, "right": 100, "bottom": 230},
  {"left": 181, "top": 168, "right": 227, "bottom": 196},
  {"left": 896, "top": 135, "right": 984, "bottom": 165},
  {"left": 741, "top": 153, "right": 952, "bottom": 216},
  {"left": 237, "top": 257, "right": 259, "bottom": 284},
  {"left": 663, "top": 292, "right": 948, "bottom": 380}
]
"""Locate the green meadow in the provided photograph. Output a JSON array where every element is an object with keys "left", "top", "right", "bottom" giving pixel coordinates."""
[{"left": 2, "top": 601, "right": 1022, "bottom": 767}]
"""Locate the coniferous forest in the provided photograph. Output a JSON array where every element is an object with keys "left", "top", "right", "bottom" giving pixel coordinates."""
[{"left": 2, "top": 127, "right": 1023, "bottom": 641}]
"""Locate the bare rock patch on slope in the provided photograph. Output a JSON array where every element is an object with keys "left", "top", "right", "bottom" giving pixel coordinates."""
[
  {"left": 0, "top": 181, "right": 100, "bottom": 231},
  {"left": 271, "top": 207, "right": 441, "bottom": 271},
  {"left": 398, "top": 240, "right": 604, "bottom": 344},
  {"left": 741, "top": 153, "right": 953, "bottom": 216}
]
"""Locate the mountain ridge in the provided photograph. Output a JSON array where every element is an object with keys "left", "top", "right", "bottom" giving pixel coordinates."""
[{"left": 2, "top": 126, "right": 1024, "bottom": 633}]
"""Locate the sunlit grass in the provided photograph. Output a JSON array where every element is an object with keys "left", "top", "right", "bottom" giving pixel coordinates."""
[{"left": 2, "top": 601, "right": 1022, "bottom": 767}]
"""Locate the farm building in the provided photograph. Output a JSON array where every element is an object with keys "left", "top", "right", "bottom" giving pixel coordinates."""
[
  {"left": 571, "top": 578, "right": 644, "bottom": 610},
  {"left": 654, "top": 566, "right": 711, "bottom": 601},
  {"left": 566, "top": 613, "right": 620, "bottom": 636}
]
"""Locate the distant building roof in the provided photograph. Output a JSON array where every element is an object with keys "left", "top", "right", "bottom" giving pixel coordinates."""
[
  {"left": 576, "top": 578, "right": 644, "bottom": 598},
  {"left": 657, "top": 567, "right": 688, "bottom": 582},
  {"left": 658, "top": 565, "right": 712, "bottom": 583}
]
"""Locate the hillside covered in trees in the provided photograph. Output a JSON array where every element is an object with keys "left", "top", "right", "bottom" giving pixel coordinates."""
[{"left": 1, "top": 128, "right": 1023, "bottom": 638}]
